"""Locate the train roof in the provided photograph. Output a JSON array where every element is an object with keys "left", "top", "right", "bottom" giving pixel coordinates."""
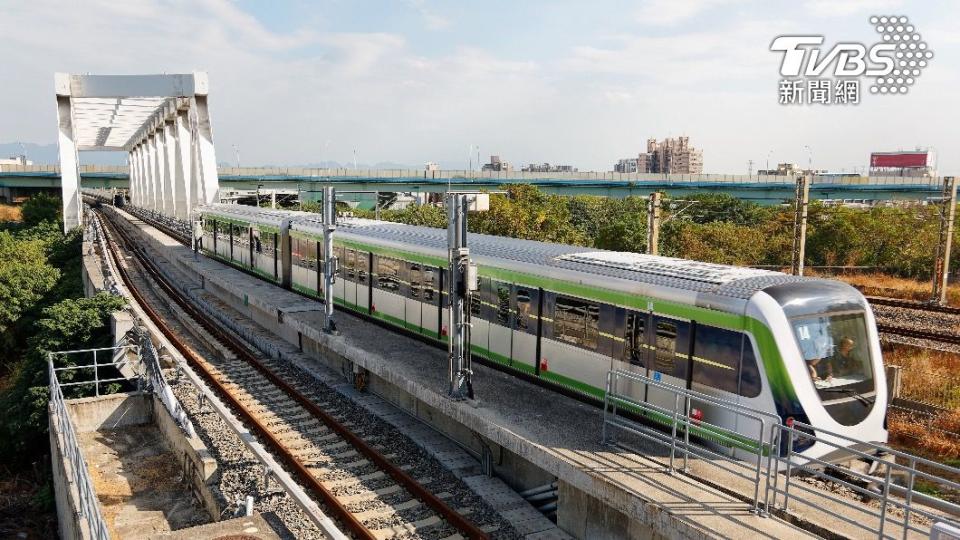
[
  {"left": 199, "top": 205, "right": 817, "bottom": 301},
  {"left": 320, "top": 217, "right": 808, "bottom": 301},
  {"left": 202, "top": 204, "right": 311, "bottom": 227}
]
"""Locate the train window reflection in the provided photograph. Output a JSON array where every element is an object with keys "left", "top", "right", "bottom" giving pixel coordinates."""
[{"left": 791, "top": 312, "right": 874, "bottom": 394}]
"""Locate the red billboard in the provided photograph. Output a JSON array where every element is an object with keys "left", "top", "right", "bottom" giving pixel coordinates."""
[{"left": 870, "top": 152, "right": 929, "bottom": 168}]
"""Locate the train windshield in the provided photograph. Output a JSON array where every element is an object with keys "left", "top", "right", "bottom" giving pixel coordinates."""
[{"left": 791, "top": 311, "right": 875, "bottom": 399}]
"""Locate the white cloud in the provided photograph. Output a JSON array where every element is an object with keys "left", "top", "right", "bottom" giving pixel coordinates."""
[
  {"left": 803, "top": 0, "right": 903, "bottom": 18},
  {"left": 634, "top": 0, "right": 735, "bottom": 26},
  {"left": 404, "top": 0, "right": 450, "bottom": 30}
]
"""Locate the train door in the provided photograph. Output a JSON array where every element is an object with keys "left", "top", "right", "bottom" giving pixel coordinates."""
[
  {"left": 511, "top": 286, "right": 539, "bottom": 372},
  {"left": 343, "top": 248, "right": 358, "bottom": 308},
  {"left": 468, "top": 276, "right": 491, "bottom": 358},
  {"left": 645, "top": 316, "right": 692, "bottom": 419},
  {"left": 420, "top": 265, "right": 440, "bottom": 337},
  {"left": 405, "top": 261, "right": 422, "bottom": 332},
  {"left": 333, "top": 245, "right": 345, "bottom": 302},
  {"left": 487, "top": 280, "right": 513, "bottom": 365},
  {"left": 356, "top": 251, "right": 371, "bottom": 312},
  {"left": 609, "top": 309, "right": 651, "bottom": 402},
  {"left": 372, "top": 254, "right": 404, "bottom": 325}
]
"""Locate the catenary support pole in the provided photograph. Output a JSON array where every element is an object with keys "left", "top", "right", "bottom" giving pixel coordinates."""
[
  {"left": 322, "top": 186, "right": 338, "bottom": 333},
  {"left": 933, "top": 176, "right": 957, "bottom": 305},
  {"left": 791, "top": 175, "right": 810, "bottom": 276},
  {"left": 646, "top": 191, "right": 662, "bottom": 255},
  {"left": 447, "top": 193, "right": 476, "bottom": 400}
]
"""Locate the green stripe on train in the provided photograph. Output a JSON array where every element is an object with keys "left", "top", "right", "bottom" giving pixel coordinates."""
[{"left": 203, "top": 237, "right": 800, "bottom": 416}]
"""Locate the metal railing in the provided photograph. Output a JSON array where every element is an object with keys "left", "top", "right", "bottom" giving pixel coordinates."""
[
  {"left": 602, "top": 369, "right": 781, "bottom": 513},
  {"left": 48, "top": 345, "right": 139, "bottom": 540},
  {"left": 774, "top": 419, "right": 960, "bottom": 539},
  {"left": 602, "top": 369, "right": 960, "bottom": 538}
]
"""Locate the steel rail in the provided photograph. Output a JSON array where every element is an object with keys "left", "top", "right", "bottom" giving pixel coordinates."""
[
  {"left": 866, "top": 295, "right": 960, "bottom": 315},
  {"left": 94, "top": 208, "right": 489, "bottom": 540},
  {"left": 875, "top": 323, "right": 960, "bottom": 345}
]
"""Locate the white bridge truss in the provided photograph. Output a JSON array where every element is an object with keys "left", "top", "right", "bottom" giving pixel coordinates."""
[{"left": 55, "top": 72, "right": 220, "bottom": 230}]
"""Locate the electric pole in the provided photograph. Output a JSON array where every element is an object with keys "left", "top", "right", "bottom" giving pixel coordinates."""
[
  {"left": 646, "top": 191, "right": 662, "bottom": 256},
  {"left": 791, "top": 174, "right": 810, "bottom": 276},
  {"left": 932, "top": 176, "right": 957, "bottom": 305},
  {"left": 322, "top": 186, "right": 338, "bottom": 333},
  {"left": 446, "top": 193, "right": 478, "bottom": 400}
]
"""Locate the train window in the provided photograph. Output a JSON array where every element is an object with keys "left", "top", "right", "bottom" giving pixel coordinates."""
[
  {"left": 624, "top": 312, "right": 646, "bottom": 367},
  {"left": 515, "top": 288, "right": 533, "bottom": 331},
  {"left": 409, "top": 263, "right": 421, "bottom": 298},
  {"left": 357, "top": 251, "right": 369, "bottom": 283},
  {"left": 377, "top": 257, "right": 401, "bottom": 291},
  {"left": 470, "top": 291, "right": 482, "bottom": 317},
  {"left": 740, "top": 343, "right": 762, "bottom": 398},
  {"left": 252, "top": 229, "right": 262, "bottom": 253},
  {"left": 654, "top": 320, "right": 679, "bottom": 375},
  {"left": 555, "top": 295, "right": 599, "bottom": 350},
  {"left": 421, "top": 267, "right": 437, "bottom": 301},
  {"left": 692, "top": 325, "right": 741, "bottom": 394},
  {"left": 345, "top": 249, "right": 357, "bottom": 281},
  {"left": 495, "top": 283, "right": 511, "bottom": 326}
]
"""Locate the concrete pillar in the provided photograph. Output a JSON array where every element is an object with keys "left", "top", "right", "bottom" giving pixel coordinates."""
[
  {"left": 144, "top": 135, "right": 156, "bottom": 210},
  {"left": 192, "top": 95, "right": 220, "bottom": 205},
  {"left": 173, "top": 110, "right": 192, "bottom": 219},
  {"left": 56, "top": 95, "right": 82, "bottom": 231},
  {"left": 133, "top": 144, "right": 143, "bottom": 207},
  {"left": 153, "top": 129, "right": 167, "bottom": 213},
  {"left": 162, "top": 120, "right": 177, "bottom": 217}
]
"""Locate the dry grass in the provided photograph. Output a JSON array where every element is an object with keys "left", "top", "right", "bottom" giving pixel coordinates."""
[
  {"left": 884, "top": 343, "right": 960, "bottom": 460},
  {"left": 883, "top": 343, "right": 960, "bottom": 409},
  {"left": 823, "top": 271, "right": 960, "bottom": 306},
  {"left": 0, "top": 205, "right": 21, "bottom": 223}
]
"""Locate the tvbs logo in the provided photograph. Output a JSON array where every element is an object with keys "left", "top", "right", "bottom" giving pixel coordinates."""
[{"left": 771, "top": 16, "right": 932, "bottom": 105}]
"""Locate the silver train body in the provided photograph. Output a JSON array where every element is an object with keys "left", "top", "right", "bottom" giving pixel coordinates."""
[{"left": 197, "top": 203, "right": 888, "bottom": 461}]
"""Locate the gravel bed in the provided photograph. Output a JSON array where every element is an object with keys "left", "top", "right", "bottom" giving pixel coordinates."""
[
  {"left": 873, "top": 304, "right": 960, "bottom": 352},
  {"left": 171, "top": 378, "right": 327, "bottom": 540}
]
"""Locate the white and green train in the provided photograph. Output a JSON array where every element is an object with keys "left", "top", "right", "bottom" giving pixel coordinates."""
[{"left": 199, "top": 203, "right": 888, "bottom": 461}]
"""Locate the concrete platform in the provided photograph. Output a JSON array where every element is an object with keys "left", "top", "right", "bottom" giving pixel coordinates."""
[
  {"left": 80, "top": 425, "right": 209, "bottom": 537},
  {"left": 106, "top": 206, "right": 835, "bottom": 539},
  {"left": 148, "top": 514, "right": 280, "bottom": 540}
]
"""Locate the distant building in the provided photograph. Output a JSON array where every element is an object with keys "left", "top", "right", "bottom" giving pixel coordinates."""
[
  {"left": 614, "top": 137, "right": 703, "bottom": 174},
  {"left": 759, "top": 163, "right": 802, "bottom": 176},
  {"left": 521, "top": 163, "right": 577, "bottom": 173},
  {"left": 614, "top": 158, "right": 638, "bottom": 173},
  {"left": 0, "top": 155, "right": 31, "bottom": 166},
  {"left": 869, "top": 149, "right": 936, "bottom": 177},
  {"left": 481, "top": 155, "right": 512, "bottom": 172},
  {"left": 425, "top": 162, "right": 439, "bottom": 172}
]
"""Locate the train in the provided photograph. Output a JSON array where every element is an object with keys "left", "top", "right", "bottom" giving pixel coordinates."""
[{"left": 196, "top": 202, "right": 888, "bottom": 462}]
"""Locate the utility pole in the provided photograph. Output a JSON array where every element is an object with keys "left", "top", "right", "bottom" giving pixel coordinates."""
[
  {"left": 446, "top": 192, "right": 478, "bottom": 400},
  {"left": 932, "top": 176, "right": 957, "bottom": 305},
  {"left": 646, "top": 191, "right": 662, "bottom": 256},
  {"left": 748, "top": 160, "right": 754, "bottom": 177},
  {"left": 322, "top": 186, "right": 338, "bottom": 333},
  {"left": 791, "top": 174, "right": 810, "bottom": 276}
]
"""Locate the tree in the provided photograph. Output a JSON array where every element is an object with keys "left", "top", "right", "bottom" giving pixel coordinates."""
[
  {"left": 471, "top": 185, "right": 585, "bottom": 244},
  {"left": 0, "top": 232, "right": 59, "bottom": 351},
  {"left": 20, "top": 193, "right": 61, "bottom": 227},
  {"left": 0, "top": 293, "right": 125, "bottom": 458}
]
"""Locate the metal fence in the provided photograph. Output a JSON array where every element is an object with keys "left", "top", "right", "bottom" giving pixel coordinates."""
[
  {"left": 48, "top": 345, "right": 138, "bottom": 540},
  {"left": 602, "top": 369, "right": 960, "bottom": 538}
]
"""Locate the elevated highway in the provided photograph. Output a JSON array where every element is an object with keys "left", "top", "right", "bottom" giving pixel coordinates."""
[{"left": 2, "top": 163, "right": 946, "bottom": 204}]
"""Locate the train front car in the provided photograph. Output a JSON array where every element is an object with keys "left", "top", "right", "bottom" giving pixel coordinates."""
[{"left": 748, "top": 279, "right": 888, "bottom": 462}]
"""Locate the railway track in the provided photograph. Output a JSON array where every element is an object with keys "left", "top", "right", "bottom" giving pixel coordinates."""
[
  {"left": 865, "top": 295, "right": 960, "bottom": 315},
  {"left": 93, "top": 207, "right": 492, "bottom": 540}
]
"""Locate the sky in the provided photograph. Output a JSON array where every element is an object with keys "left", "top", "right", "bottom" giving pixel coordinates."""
[{"left": 1, "top": 0, "right": 959, "bottom": 174}]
